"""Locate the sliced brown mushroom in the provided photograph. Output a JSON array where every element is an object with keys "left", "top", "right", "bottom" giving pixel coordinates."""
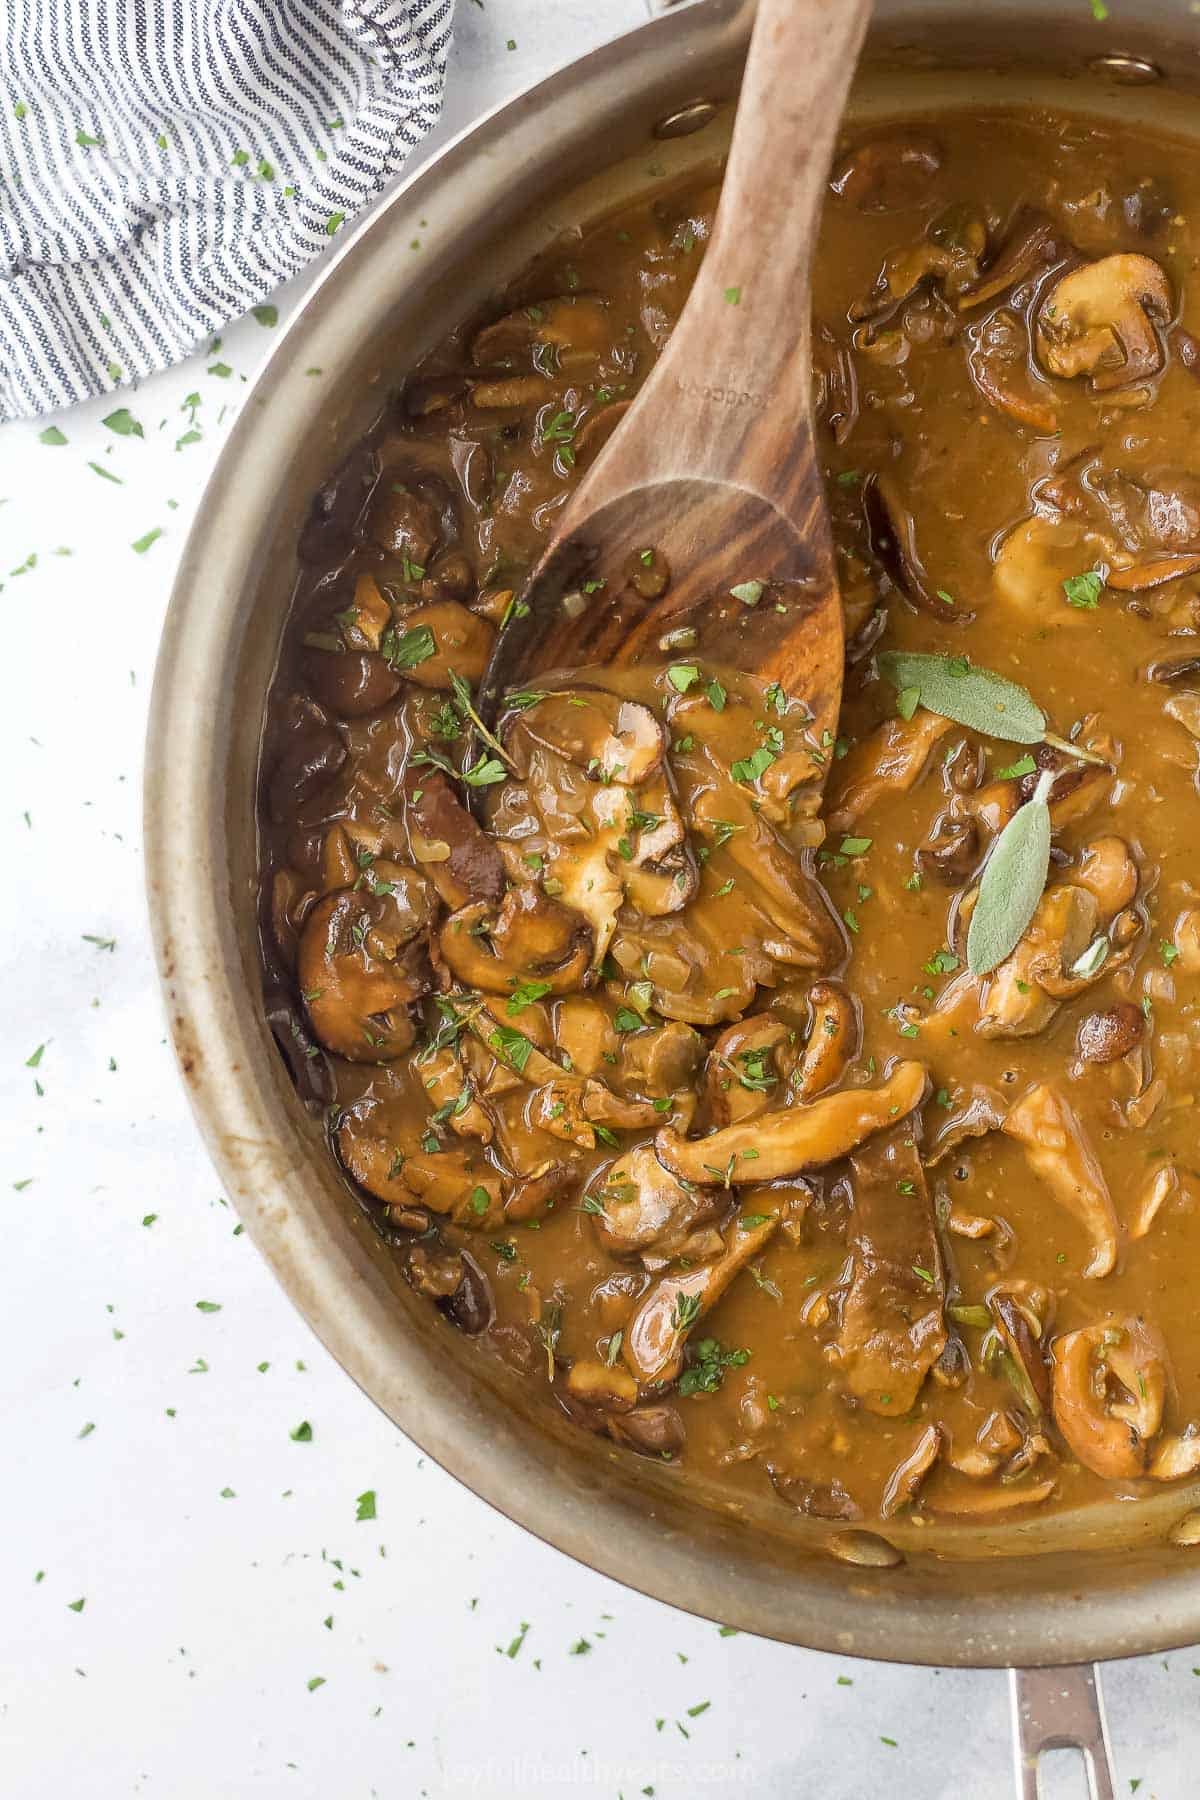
[
  {"left": 992, "top": 514, "right": 1111, "bottom": 620},
  {"left": 826, "top": 1124, "right": 946, "bottom": 1415},
  {"left": 988, "top": 1287, "right": 1052, "bottom": 1417},
  {"left": 829, "top": 130, "right": 943, "bottom": 212},
  {"left": 1036, "top": 254, "right": 1172, "bottom": 391},
  {"left": 957, "top": 208, "right": 1061, "bottom": 312},
  {"left": 924, "top": 1083, "right": 1007, "bottom": 1165},
  {"left": 302, "top": 647, "right": 402, "bottom": 720},
  {"left": 618, "top": 1019, "right": 703, "bottom": 1103},
  {"left": 416, "top": 1044, "right": 494, "bottom": 1144},
  {"left": 655, "top": 1060, "right": 926, "bottom": 1186},
  {"left": 1002, "top": 1084, "right": 1122, "bottom": 1279},
  {"left": 438, "top": 887, "right": 592, "bottom": 996},
  {"left": 471, "top": 295, "right": 610, "bottom": 372},
  {"left": 977, "top": 884, "right": 1100, "bottom": 1038},
  {"left": 1052, "top": 1317, "right": 1170, "bottom": 1478},
  {"left": 402, "top": 768, "right": 506, "bottom": 909},
  {"left": 966, "top": 307, "right": 1058, "bottom": 434},
  {"left": 553, "top": 995, "right": 617, "bottom": 1078},
  {"left": 385, "top": 600, "right": 494, "bottom": 688},
  {"left": 338, "top": 1118, "right": 505, "bottom": 1229},
  {"left": 622, "top": 1214, "right": 777, "bottom": 1385},
  {"left": 298, "top": 869, "right": 434, "bottom": 1061},
  {"left": 825, "top": 710, "right": 954, "bottom": 834},
  {"left": 880, "top": 1424, "right": 943, "bottom": 1518},
  {"left": 566, "top": 1358, "right": 639, "bottom": 1411},
  {"left": 864, "top": 473, "right": 964, "bottom": 621},
  {"left": 850, "top": 217, "right": 984, "bottom": 325},
  {"left": 704, "top": 1015, "right": 798, "bottom": 1129},
  {"left": 767, "top": 1468, "right": 863, "bottom": 1521},
  {"left": 792, "top": 982, "right": 858, "bottom": 1099},
  {"left": 588, "top": 1144, "right": 721, "bottom": 1263},
  {"left": 515, "top": 691, "right": 665, "bottom": 786}
]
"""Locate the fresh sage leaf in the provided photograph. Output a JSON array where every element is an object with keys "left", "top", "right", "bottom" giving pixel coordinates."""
[
  {"left": 966, "top": 770, "right": 1054, "bottom": 975},
  {"left": 878, "top": 652, "right": 1046, "bottom": 744}
]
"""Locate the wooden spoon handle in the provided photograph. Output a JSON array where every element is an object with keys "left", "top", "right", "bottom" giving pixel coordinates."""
[{"left": 576, "top": 0, "right": 871, "bottom": 523}]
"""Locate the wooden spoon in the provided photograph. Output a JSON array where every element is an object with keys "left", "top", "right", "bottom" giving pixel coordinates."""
[{"left": 479, "top": 0, "right": 873, "bottom": 757}]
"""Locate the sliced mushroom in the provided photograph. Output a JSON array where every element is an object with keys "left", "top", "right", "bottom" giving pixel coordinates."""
[
  {"left": 704, "top": 1015, "right": 797, "bottom": 1129},
  {"left": 302, "top": 648, "right": 402, "bottom": 720},
  {"left": 851, "top": 220, "right": 984, "bottom": 325},
  {"left": 515, "top": 691, "right": 665, "bottom": 786},
  {"left": 438, "top": 887, "right": 592, "bottom": 996},
  {"left": 402, "top": 769, "right": 506, "bottom": 909},
  {"left": 553, "top": 995, "right": 618, "bottom": 1078},
  {"left": 1002, "top": 1084, "right": 1121, "bottom": 1279},
  {"left": 416, "top": 1044, "right": 494, "bottom": 1144},
  {"left": 1130, "top": 1162, "right": 1182, "bottom": 1240},
  {"left": 298, "top": 869, "right": 434, "bottom": 1061},
  {"left": 1036, "top": 254, "right": 1172, "bottom": 391},
  {"left": 385, "top": 600, "right": 494, "bottom": 688},
  {"left": 1149, "top": 1432, "right": 1200, "bottom": 1481},
  {"left": 607, "top": 1403, "right": 686, "bottom": 1458},
  {"left": 864, "top": 473, "right": 963, "bottom": 621},
  {"left": 977, "top": 884, "right": 1100, "bottom": 1038},
  {"left": 566, "top": 1358, "right": 639, "bottom": 1411},
  {"left": 880, "top": 1424, "right": 943, "bottom": 1518},
  {"left": 958, "top": 208, "right": 1061, "bottom": 312},
  {"left": 966, "top": 307, "right": 1058, "bottom": 434},
  {"left": 338, "top": 1120, "right": 505, "bottom": 1229},
  {"left": 767, "top": 1468, "right": 863, "bottom": 1521},
  {"left": 826, "top": 710, "right": 954, "bottom": 834},
  {"left": 988, "top": 1287, "right": 1052, "bottom": 1417},
  {"left": 827, "top": 1124, "right": 946, "bottom": 1415},
  {"left": 993, "top": 515, "right": 1110, "bottom": 620},
  {"left": 623, "top": 1214, "right": 777, "bottom": 1385},
  {"left": 588, "top": 1143, "right": 721, "bottom": 1262},
  {"left": 655, "top": 1060, "right": 926, "bottom": 1186},
  {"left": 1052, "top": 1317, "right": 1170, "bottom": 1478},
  {"left": 267, "top": 724, "right": 346, "bottom": 825},
  {"left": 618, "top": 1019, "right": 703, "bottom": 1103},
  {"left": 471, "top": 295, "right": 609, "bottom": 372},
  {"left": 829, "top": 130, "right": 943, "bottom": 212},
  {"left": 925, "top": 1083, "right": 1007, "bottom": 1165},
  {"left": 792, "top": 982, "right": 858, "bottom": 1099}
]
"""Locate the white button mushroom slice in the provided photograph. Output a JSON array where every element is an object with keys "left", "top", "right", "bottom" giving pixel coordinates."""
[
  {"left": 1003, "top": 1084, "right": 1121, "bottom": 1279},
  {"left": 622, "top": 1214, "right": 778, "bottom": 1386},
  {"left": 1036, "top": 254, "right": 1172, "bottom": 390},
  {"left": 655, "top": 1060, "right": 927, "bottom": 1186}
]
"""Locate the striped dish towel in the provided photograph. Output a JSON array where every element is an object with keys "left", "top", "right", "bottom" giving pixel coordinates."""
[{"left": 0, "top": 0, "right": 454, "bottom": 422}]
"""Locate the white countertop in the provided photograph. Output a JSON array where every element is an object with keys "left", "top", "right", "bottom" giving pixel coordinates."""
[{"left": 0, "top": 3, "right": 1192, "bottom": 1794}]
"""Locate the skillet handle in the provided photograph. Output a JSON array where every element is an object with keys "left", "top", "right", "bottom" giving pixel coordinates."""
[{"left": 1010, "top": 1665, "right": 1116, "bottom": 1800}]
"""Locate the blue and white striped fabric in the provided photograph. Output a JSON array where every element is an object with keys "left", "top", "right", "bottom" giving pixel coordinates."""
[{"left": 0, "top": 0, "right": 454, "bottom": 421}]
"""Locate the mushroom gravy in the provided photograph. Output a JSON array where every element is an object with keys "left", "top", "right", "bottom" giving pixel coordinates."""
[{"left": 258, "top": 107, "right": 1200, "bottom": 1528}]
